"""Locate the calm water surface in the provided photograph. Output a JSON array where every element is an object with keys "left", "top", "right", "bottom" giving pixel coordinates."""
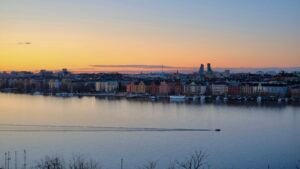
[{"left": 0, "top": 93, "right": 299, "bottom": 169}]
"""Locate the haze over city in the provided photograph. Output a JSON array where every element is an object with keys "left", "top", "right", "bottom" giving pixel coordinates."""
[{"left": 1, "top": 0, "right": 300, "bottom": 72}]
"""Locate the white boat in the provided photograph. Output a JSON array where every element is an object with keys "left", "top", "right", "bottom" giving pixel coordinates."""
[
  {"left": 149, "top": 96, "right": 157, "bottom": 101},
  {"left": 278, "top": 98, "right": 282, "bottom": 103},
  {"left": 33, "top": 91, "right": 41, "bottom": 95},
  {"left": 56, "top": 92, "right": 73, "bottom": 97},
  {"left": 257, "top": 96, "right": 262, "bottom": 103},
  {"left": 126, "top": 94, "right": 138, "bottom": 98},
  {"left": 169, "top": 96, "right": 186, "bottom": 101}
]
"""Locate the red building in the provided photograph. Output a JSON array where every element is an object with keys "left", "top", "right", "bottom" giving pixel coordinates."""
[
  {"left": 159, "top": 81, "right": 170, "bottom": 96},
  {"left": 126, "top": 81, "right": 148, "bottom": 94},
  {"left": 228, "top": 85, "right": 241, "bottom": 96},
  {"left": 149, "top": 81, "right": 160, "bottom": 95},
  {"left": 126, "top": 82, "right": 138, "bottom": 93}
]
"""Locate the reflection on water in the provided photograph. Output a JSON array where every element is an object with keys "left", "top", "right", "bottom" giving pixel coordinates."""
[{"left": 0, "top": 93, "right": 299, "bottom": 169}]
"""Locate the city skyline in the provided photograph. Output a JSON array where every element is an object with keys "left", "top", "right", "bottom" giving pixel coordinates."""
[
  {"left": 1, "top": 0, "right": 300, "bottom": 72},
  {"left": 1, "top": 64, "right": 300, "bottom": 74}
]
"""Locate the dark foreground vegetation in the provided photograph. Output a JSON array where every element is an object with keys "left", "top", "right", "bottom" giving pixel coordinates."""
[{"left": 20, "top": 151, "right": 300, "bottom": 169}]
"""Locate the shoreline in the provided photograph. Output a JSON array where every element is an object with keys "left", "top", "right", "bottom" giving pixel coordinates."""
[{"left": 1, "top": 91, "right": 299, "bottom": 106}]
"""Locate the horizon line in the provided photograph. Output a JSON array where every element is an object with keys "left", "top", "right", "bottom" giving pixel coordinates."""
[{"left": 1, "top": 65, "right": 300, "bottom": 74}]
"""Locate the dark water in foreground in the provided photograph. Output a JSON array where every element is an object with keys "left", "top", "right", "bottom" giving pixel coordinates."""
[{"left": 0, "top": 93, "right": 299, "bottom": 169}]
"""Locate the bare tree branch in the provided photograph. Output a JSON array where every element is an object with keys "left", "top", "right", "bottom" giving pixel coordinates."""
[
  {"left": 175, "top": 151, "right": 207, "bottom": 169},
  {"left": 34, "top": 156, "right": 65, "bottom": 169},
  {"left": 140, "top": 161, "right": 157, "bottom": 169},
  {"left": 69, "top": 155, "right": 101, "bottom": 169}
]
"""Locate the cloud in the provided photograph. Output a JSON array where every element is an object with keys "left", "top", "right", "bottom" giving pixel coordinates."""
[
  {"left": 18, "top": 42, "right": 32, "bottom": 45},
  {"left": 90, "top": 64, "right": 193, "bottom": 70}
]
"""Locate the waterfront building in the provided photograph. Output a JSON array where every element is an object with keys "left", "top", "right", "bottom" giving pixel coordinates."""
[
  {"left": 0, "top": 78, "right": 6, "bottom": 88},
  {"left": 71, "top": 80, "right": 87, "bottom": 93},
  {"left": 126, "top": 82, "right": 138, "bottom": 93},
  {"left": 241, "top": 83, "right": 255, "bottom": 96},
  {"left": 159, "top": 81, "right": 170, "bottom": 96},
  {"left": 227, "top": 83, "right": 241, "bottom": 96},
  {"left": 126, "top": 81, "right": 147, "bottom": 94},
  {"left": 262, "top": 83, "right": 288, "bottom": 97},
  {"left": 183, "top": 81, "right": 206, "bottom": 96},
  {"left": 253, "top": 82, "right": 288, "bottom": 96},
  {"left": 149, "top": 81, "right": 160, "bottom": 95},
  {"left": 137, "top": 81, "right": 147, "bottom": 93},
  {"left": 61, "top": 79, "right": 73, "bottom": 92},
  {"left": 253, "top": 83, "right": 264, "bottom": 95},
  {"left": 49, "top": 79, "right": 62, "bottom": 90},
  {"left": 95, "top": 81, "right": 119, "bottom": 93},
  {"left": 211, "top": 83, "right": 228, "bottom": 96},
  {"left": 200, "top": 85, "right": 207, "bottom": 95},
  {"left": 118, "top": 81, "right": 131, "bottom": 92},
  {"left": 29, "top": 79, "right": 43, "bottom": 91},
  {"left": 95, "top": 81, "right": 105, "bottom": 92},
  {"left": 0, "top": 67, "right": 299, "bottom": 102}
]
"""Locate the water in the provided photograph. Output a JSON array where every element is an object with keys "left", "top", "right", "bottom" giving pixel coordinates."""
[{"left": 0, "top": 93, "right": 299, "bottom": 169}]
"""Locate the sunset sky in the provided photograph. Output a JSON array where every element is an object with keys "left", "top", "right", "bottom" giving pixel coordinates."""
[{"left": 0, "top": 0, "right": 299, "bottom": 72}]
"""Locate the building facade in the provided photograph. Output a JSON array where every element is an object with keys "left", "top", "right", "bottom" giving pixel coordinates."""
[
  {"left": 211, "top": 83, "right": 228, "bottom": 96},
  {"left": 95, "top": 81, "right": 119, "bottom": 93}
]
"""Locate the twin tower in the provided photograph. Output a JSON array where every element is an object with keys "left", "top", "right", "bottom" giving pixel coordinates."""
[{"left": 199, "top": 63, "right": 213, "bottom": 76}]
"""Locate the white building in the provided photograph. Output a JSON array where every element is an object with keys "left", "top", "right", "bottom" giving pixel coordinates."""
[
  {"left": 184, "top": 82, "right": 206, "bottom": 96},
  {"left": 211, "top": 83, "right": 228, "bottom": 96},
  {"left": 95, "top": 81, "right": 119, "bottom": 93},
  {"left": 49, "top": 79, "right": 61, "bottom": 90},
  {"left": 253, "top": 83, "right": 288, "bottom": 96}
]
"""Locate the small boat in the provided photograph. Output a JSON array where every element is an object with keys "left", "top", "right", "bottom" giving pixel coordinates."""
[
  {"left": 56, "top": 92, "right": 73, "bottom": 97},
  {"left": 278, "top": 98, "right": 282, "bottom": 103},
  {"left": 169, "top": 95, "right": 186, "bottom": 101},
  {"left": 126, "top": 94, "right": 138, "bottom": 99},
  {"left": 257, "top": 96, "right": 262, "bottom": 103},
  {"left": 33, "top": 91, "right": 41, "bottom": 95},
  {"left": 149, "top": 96, "right": 157, "bottom": 101}
]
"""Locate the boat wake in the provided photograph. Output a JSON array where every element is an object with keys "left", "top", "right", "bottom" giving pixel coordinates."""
[{"left": 0, "top": 124, "right": 221, "bottom": 132}]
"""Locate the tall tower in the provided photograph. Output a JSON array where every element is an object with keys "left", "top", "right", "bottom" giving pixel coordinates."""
[
  {"left": 207, "top": 63, "right": 213, "bottom": 74},
  {"left": 199, "top": 64, "right": 204, "bottom": 75},
  {"left": 199, "top": 64, "right": 205, "bottom": 81}
]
